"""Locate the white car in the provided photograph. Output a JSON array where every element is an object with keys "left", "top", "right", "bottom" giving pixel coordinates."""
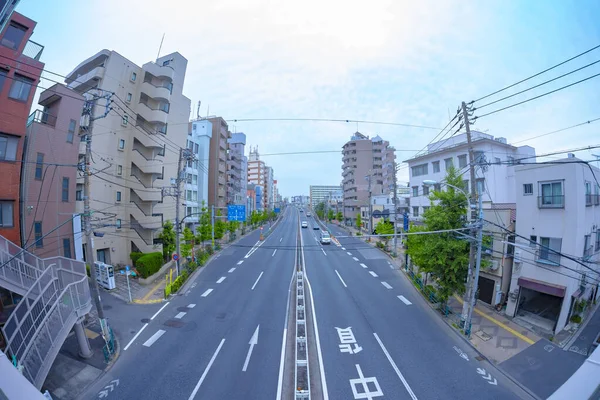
[
  {"left": 307, "top": 213, "right": 312, "bottom": 217},
  {"left": 301, "top": 221, "right": 308, "bottom": 228},
  {"left": 320, "top": 231, "right": 331, "bottom": 244}
]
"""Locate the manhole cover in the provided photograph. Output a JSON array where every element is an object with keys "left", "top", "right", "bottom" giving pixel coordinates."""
[
  {"left": 164, "top": 319, "right": 185, "bottom": 328},
  {"left": 475, "top": 330, "right": 492, "bottom": 341},
  {"left": 216, "top": 313, "right": 227, "bottom": 320},
  {"left": 475, "top": 356, "right": 484, "bottom": 361},
  {"left": 130, "top": 330, "right": 136, "bottom": 334},
  {"left": 104, "top": 305, "right": 112, "bottom": 310},
  {"left": 141, "top": 318, "right": 150, "bottom": 323},
  {"left": 177, "top": 307, "right": 189, "bottom": 312}
]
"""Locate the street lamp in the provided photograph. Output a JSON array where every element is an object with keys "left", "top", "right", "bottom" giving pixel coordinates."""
[{"left": 422, "top": 179, "right": 470, "bottom": 200}]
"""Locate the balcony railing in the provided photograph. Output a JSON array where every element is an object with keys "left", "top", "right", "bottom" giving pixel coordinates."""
[
  {"left": 586, "top": 194, "right": 593, "bottom": 206},
  {"left": 583, "top": 246, "right": 593, "bottom": 261},
  {"left": 538, "top": 195, "right": 564, "bottom": 209},
  {"left": 22, "top": 40, "right": 44, "bottom": 61},
  {"left": 27, "top": 110, "right": 56, "bottom": 127},
  {"left": 594, "top": 194, "right": 600, "bottom": 205}
]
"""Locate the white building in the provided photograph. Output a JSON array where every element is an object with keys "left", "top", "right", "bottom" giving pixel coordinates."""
[
  {"left": 184, "top": 119, "right": 212, "bottom": 229},
  {"left": 505, "top": 156, "right": 600, "bottom": 335},
  {"left": 228, "top": 132, "right": 247, "bottom": 206},
  {"left": 309, "top": 185, "right": 342, "bottom": 209},
  {"left": 404, "top": 131, "right": 535, "bottom": 219}
]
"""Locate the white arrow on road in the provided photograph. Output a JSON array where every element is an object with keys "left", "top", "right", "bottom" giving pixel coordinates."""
[
  {"left": 476, "top": 367, "right": 486, "bottom": 375},
  {"left": 98, "top": 390, "right": 109, "bottom": 399},
  {"left": 111, "top": 379, "right": 120, "bottom": 386},
  {"left": 242, "top": 325, "right": 260, "bottom": 372},
  {"left": 476, "top": 368, "right": 497, "bottom": 385}
]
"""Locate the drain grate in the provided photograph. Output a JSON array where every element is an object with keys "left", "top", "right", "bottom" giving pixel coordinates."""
[
  {"left": 475, "top": 355, "right": 484, "bottom": 361},
  {"left": 475, "top": 330, "right": 492, "bottom": 341},
  {"left": 164, "top": 319, "right": 185, "bottom": 328}
]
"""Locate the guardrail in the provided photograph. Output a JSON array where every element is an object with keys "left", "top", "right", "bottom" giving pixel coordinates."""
[{"left": 295, "top": 226, "right": 310, "bottom": 399}]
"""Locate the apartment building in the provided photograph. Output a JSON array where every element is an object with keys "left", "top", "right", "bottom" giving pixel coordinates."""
[
  {"left": 505, "top": 156, "right": 600, "bottom": 335},
  {"left": 65, "top": 50, "right": 191, "bottom": 266},
  {"left": 183, "top": 119, "right": 212, "bottom": 230},
  {"left": 0, "top": 12, "right": 43, "bottom": 247},
  {"left": 0, "top": 0, "right": 20, "bottom": 32},
  {"left": 227, "top": 132, "right": 246, "bottom": 206},
  {"left": 265, "top": 166, "right": 274, "bottom": 210},
  {"left": 21, "top": 84, "right": 84, "bottom": 259},
  {"left": 342, "top": 132, "right": 395, "bottom": 228},
  {"left": 404, "top": 131, "right": 535, "bottom": 218},
  {"left": 207, "top": 117, "right": 230, "bottom": 210},
  {"left": 309, "top": 185, "right": 342, "bottom": 209},
  {"left": 248, "top": 147, "right": 265, "bottom": 211}
]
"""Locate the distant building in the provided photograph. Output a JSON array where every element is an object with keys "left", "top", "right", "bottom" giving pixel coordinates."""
[
  {"left": 206, "top": 117, "right": 230, "bottom": 210},
  {"left": 184, "top": 119, "right": 212, "bottom": 230},
  {"left": 228, "top": 132, "right": 246, "bottom": 206},
  {"left": 310, "top": 186, "right": 342, "bottom": 209}
]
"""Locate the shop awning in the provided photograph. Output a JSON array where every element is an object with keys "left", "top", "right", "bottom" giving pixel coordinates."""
[{"left": 518, "top": 277, "right": 566, "bottom": 297}]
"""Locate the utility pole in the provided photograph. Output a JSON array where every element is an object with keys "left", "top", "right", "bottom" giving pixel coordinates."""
[
  {"left": 211, "top": 204, "right": 215, "bottom": 250},
  {"left": 366, "top": 174, "right": 372, "bottom": 234},
  {"left": 465, "top": 186, "right": 484, "bottom": 337},
  {"left": 175, "top": 148, "right": 184, "bottom": 277},
  {"left": 461, "top": 101, "right": 478, "bottom": 327},
  {"left": 393, "top": 162, "right": 398, "bottom": 255},
  {"left": 82, "top": 91, "right": 112, "bottom": 343}
]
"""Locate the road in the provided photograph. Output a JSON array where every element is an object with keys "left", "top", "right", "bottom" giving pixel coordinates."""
[
  {"left": 82, "top": 207, "right": 297, "bottom": 400},
  {"left": 302, "top": 213, "right": 531, "bottom": 400}
]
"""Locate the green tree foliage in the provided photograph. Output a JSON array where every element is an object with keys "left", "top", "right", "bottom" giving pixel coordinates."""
[
  {"left": 228, "top": 220, "right": 240, "bottom": 235},
  {"left": 327, "top": 209, "right": 334, "bottom": 221},
  {"left": 375, "top": 219, "right": 394, "bottom": 246},
  {"left": 314, "top": 202, "right": 326, "bottom": 219},
  {"left": 136, "top": 252, "right": 163, "bottom": 278},
  {"left": 196, "top": 202, "right": 212, "bottom": 243},
  {"left": 181, "top": 227, "right": 195, "bottom": 259},
  {"left": 405, "top": 166, "right": 469, "bottom": 303},
  {"left": 158, "top": 221, "right": 176, "bottom": 261},
  {"left": 336, "top": 211, "right": 343, "bottom": 222},
  {"left": 261, "top": 210, "right": 269, "bottom": 223},
  {"left": 250, "top": 210, "right": 260, "bottom": 226},
  {"left": 356, "top": 213, "right": 362, "bottom": 231},
  {"left": 214, "top": 209, "right": 226, "bottom": 240}
]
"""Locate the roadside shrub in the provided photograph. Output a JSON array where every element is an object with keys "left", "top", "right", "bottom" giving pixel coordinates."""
[
  {"left": 135, "top": 252, "right": 163, "bottom": 278},
  {"left": 204, "top": 245, "right": 214, "bottom": 255},
  {"left": 570, "top": 314, "right": 582, "bottom": 324},
  {"left": 85, "top": 264, "right": 91, "bottom": 277},
  {"left": 376, "top": 241, "right": 385, "bottom": 249},
  {"left": 130, "top": 252, "right": 144, "bottom": 267}
]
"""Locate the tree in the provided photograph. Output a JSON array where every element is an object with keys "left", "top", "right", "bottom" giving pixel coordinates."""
[
  {"left": 356, "top": 213, "right": 362, "bottom": 232},
  {"left": 336, "top": 211, "right": 343, "bottom": 222},
  {"left": 181, "top": 227, "right": 195, "bottom": 259},
  {"left": 227, "top": 220, "right": 239, "bottom": 236},
  {"left": 158, "top": 221, "right": 176, "bottom": 261},
  {"left": 250, "top": 210, "right": 260, "bottom": 226},
  {"left": 214, "top": 209, "right": 226, "bottom": 240},
  {"left": 405, "top": 166, "right": 469, "bottom": 304},
  {"left": 375, "top": 219, "right": 394, "bottom": 247},
  {"left": 315, "top": 202, "right": 326, "bottom": 219},
  {"left": 327, "top": 209, "right": 334, "bottom": 222},
  {"left": 196, "top": 201, "right": 212, "bottom": 244}
]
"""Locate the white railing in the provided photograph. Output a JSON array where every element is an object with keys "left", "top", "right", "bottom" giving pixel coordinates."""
[{"left": 0, "top": 236, "right": 48, "bottom": 295}]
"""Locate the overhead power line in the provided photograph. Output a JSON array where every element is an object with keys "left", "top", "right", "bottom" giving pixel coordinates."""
[
  {"left": 472, "top": 44, "right": 600, "bottom": 103},
  {"left": 228, "top": 118, "right": 443, "bottom": 130},
  {"left": 511, "top": 117, "right": 600, "bottom": 144}
]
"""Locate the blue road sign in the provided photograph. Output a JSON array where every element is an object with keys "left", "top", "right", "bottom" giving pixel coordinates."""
[
  {"left": 126, "top": 265, "right": 130, "bottom": 271},
  {"left": 228, "top": 205, "right": 246, "bottom": 221},
  {"left": 403, "top": 212, "right": 409, "bottom": 231},
  {"left": 274, "top": 207, "right": 281, "bottom": 213}
]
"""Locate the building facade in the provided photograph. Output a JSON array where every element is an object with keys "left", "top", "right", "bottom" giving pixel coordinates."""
[
  {"left": 342, "top": 132, "right": 395, "bottom": 226},
  {"left": 65, "top": 50, "right": 191, "bottom": 266},
  {"left": 206, "top": 117, "right": 230, "bottom": 210},
  {"left": 265, "top": 166, "right": 274, "bottom": 210},
  {"left": 0, "top": 12, "right": 44, "bottom": 247},
  {"left": 505, "top": 157, "right": 600, "bottom": 335},
  {"left": 227, "top": 132, "right": 246, "bottom": 206},
  {"left": 309, "top": 185, "right": 342, "bottom": 209},
  {"left": 248, "top": 147, "right": 266, "bottom": 211},
  {"left": 21, "top": 84, "right": 84, "bottom": 258}
]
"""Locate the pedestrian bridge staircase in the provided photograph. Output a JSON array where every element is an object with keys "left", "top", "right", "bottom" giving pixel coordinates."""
[{"left": 0, "top": 234, "right": 91, "bottom": 390}]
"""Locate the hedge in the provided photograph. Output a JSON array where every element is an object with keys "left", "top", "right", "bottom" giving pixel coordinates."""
[
  {"left": 130, "top": 252, "right": 144, "bottom": 267},
  {"left": 135, "top": 252, "right": 163, "bottom": 278}
]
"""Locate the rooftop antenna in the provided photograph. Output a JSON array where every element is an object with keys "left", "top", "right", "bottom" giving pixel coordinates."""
[
  {"left": 206, "top": 105, "right": 209, "bottom": 118},
  {"left": 196, "top": 100, "right": 201, "bottom": 119},
  {"left": 156, "top": 33, "right": 165, "bottom": 62}
]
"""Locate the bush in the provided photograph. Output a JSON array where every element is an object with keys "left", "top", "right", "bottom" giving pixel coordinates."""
[
  {"left": 130, "top": 252, "right": 144, "bottom": 267},
  {"left": 376, "top": 242, "right": 385, "bottom": 249},
  {"left": 86, "top": 264, "right": 91, "bottom": 277},
  {"left": 135, "top": 252, "right": 164, "bottom": 278},
  {"left": 204, "top": 245, "right": 214, "bottom": 255},
  {"left": 196, "top": 250, "right": 210, "bottom": 266},
  {"left": 570, "top": 314, "right": 582, "bottom": 324}
]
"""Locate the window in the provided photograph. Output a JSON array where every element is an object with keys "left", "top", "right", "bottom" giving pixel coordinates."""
[
  {"left": 186, "top": 207, "right": 192, "bottom": 216},
  {"left": 126, "top": 93, "right": 132, "bottom": 102},
  {"left": 160, "top": 102, "right": 170, "bottom": 113},
  {"left": 529, "top": 235, "right": 537, "bottom": 248},
  {"left": 76, "top": 184, "right": 83, "bottom": 201},
  {"left": 62, "top": 238, "right": 72, "bottom": 258},
  {"left": 162, "top": 60, "right": 171, "bottom": 67},
  {"left": 431, "top": 161, "right": 440, "bottom": 173},
  {"left": 476, "top": 178, "right": 485, "bottom": 195},
  {"left": 0, "top": 68, "right": 7, "bottom": 92},
  {"left": 538, "top": 237, "right": 562, "bottom": 265},
  {"left": 122, "top": 114, "right": 128, "bottom": 126},
  {"left": 474, "top": 151, "right": 485, "bottom": 165},
  {"left": 118, "top": 139, "right": 125, "bottom": 150},
  {"left": 523, "top": 183, "right": 533, "bottom": 195},
  {"left": 117, "top": 165, "right": 122, "bottom": 176},
  {"left": 192, "top": 191, "right": 198, "bottom": 201},
  {"left": 423, "top": 185, "right": 430, "bottom": 196},
  {"left": 539, "top": 181, "right": 563, "bottom": 208},
  {"left": 8, "top": 74, "right": 34, "bottom": 101},
  {"left": 458, "top": 154, "right": 467, "bottom": 169},
  {"left": 444, "top": 157, "right": 453, "bottom": 170},
  {"left": 158, "top": 124, "right": 167, "bottom": 135},
  {"left": 192, "top": 174, "right": 198, "bottom": 185},
  {"left": 596, "top": 230, "right": 600, "bottom": 252},
  {"left": 67, "top": 119, "right": 76, "bottom": 143},
  {"left": 116, "top": 191, "right": 122, "bottom": 202},
  {"left": 462, "top": 180, "right": 469, "bottom": 193},
  {"left": 131, "top": 72, "right": 137, "bottom": 82},
  {"left": 0, "top": 202, "right": 14, "bottom": 227},
  {"left": 62, "top": 177, "right": 69, "bottom": 202},
  {"left": 1, "top": 22, "right": 27, "bottom": 50},
  {"left": 34, "top": 221, "right": 43, "bottom": 248},
  {"left": 35, "top": 153, "right": 44, "bottom": 179},
  {"left": 116, "top": 219, "right": 122, "bottom": 229},
  {"left": 194, "top": 143, "right": 199, "bottom": 154},
  {"left": 595, "top": 184, "right": 600, "bottom": 205},
  {"left": 412, "top": 186, "right": 419, "bottom": 197},
  {"left": 433, "top": 183, "right": 441, "bottom": 192},
  {"left": 585, "top": 181, "right": 592, "bottom": 206},
  {"left": 507, "top": 155, "right": 515, "bottom": 165},
  {"left": 186, "top": 190, "right": 192, "bottom": 201},
  {"left": 158, "top": 144, "right": 166, "bottom": 156},
  {"left": 494, "top": 157, "right": 501, "bottom": 164},
  {"left": 0, "top": 134, "right": 18, "bottom": 161},
  {"left": 411, "top": 163, "right": 428, "bottom": 177},
  {"left": 584, "top": 234, "right": 592, "bottom": 259},
  {"left": 412, "top": 206, "right": 419, "bottom": 217}
]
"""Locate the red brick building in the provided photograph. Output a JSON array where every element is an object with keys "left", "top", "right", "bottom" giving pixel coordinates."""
[{"left": 0, "top": 12, "right": 44, "bottom": 246}]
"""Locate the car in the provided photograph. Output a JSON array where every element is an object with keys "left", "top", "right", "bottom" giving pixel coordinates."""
[
  {"left": 300, "top": 209, "right": 304, "bottom": 213},
  {"left": 301, "top": 221, "right": 308, "bottom": 228},
  {"left": 306, "top": 213, "right": 311, "bottom": 217},
  {"left": 320, "top": 231, "right": 331, "bottom": 244},
  {"left": 313, "top": 225, "right": 319, "bottom": 230}
]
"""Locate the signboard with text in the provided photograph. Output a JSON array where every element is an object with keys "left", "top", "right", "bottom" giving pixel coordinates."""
[{"left": 228, "top": 205, "right": 246, "bottom": 221}]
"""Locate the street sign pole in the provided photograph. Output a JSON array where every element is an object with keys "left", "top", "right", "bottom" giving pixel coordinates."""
[{"left": 125, "top": 265, "right": 132, "bottom": 303}]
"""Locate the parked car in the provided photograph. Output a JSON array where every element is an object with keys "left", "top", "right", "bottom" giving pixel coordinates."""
[
  {"left": 302, "top": 221, "right": 308, "bottom": 228},
  {"left": 320, "top": 231, "right": 331, "bottom": 244}
]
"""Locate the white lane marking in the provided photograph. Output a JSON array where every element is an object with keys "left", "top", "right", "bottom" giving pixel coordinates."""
[
  {"left": 201, "top": 289, "right": 213, "bottom": 297},
  {"left": 369, "top": 271, "right": 378, "bottom": 278},
  {"left": 321, "top": 248, "right": 327, "bottom": 255},
  {"left": 187, "top": 304, "right": 196, "bottom": 308},
  {"left": 352, "top": 257, "right": 359, "bottom": 261},
  {"left": 244, "top": 241, "right": 260, "bottom": 258},
  {"left": 347, "top": 252, "right": 352, "bottom": 256},
  {"left": 143, "top": 329, "right": 166, "bottom": 347},
  {"left": 360, "top": 263, "right": 368, "bottom": 269},
  {"left": 398, "top": 295, "right": 412, "bottom": 305},
  {"left": 242, "top": 325, "right": 260, "bottom": 372},
  {"left": 123, "top": 323, "right": 148, "bottom": 351},
  {"left": 175, "top": 312, "right": 187, "bottom": 319},
  {"left": 237, "top": 260, "right": 244, "bottom": 265},
  {"left": 280, "top": 238, "right": 283, "bottom": 242},
  {"left": 228, "top": 268, "right": 236, "bottom": 273},
  {"left": 272, "top": 249, "right": 277, "bottom": 256},
  {"left": 335, "top": 270, "right": 348, "bottom": 288},
  {"left": 151, "top": 302, "right": 170, "bottom": 320},
  {"left": 390, "top": 264, "right": 395, "bottom": 269},
  {"left": 342, "top": 247, "right": 346, "bottom": 250},
  {"left": 188, "top": 339, "right": 226, "bottom": 400},
  {"left": 217, "top": 276, "right": 226, "bottom": 284},
  {"left": 251, "top": 271, "right": 264, "bottom": 290},
  {"left": 381, "top": 282, "right": 392, "bottom": 289},
  {"left": 305, "top": 276, "right": 329, "bottom": 399},
  {"left": 374, "top": 333, "right": 418, "bottom": 400},
  {"left": 276, "top": 327, "right": 288, "bottom": 399}
]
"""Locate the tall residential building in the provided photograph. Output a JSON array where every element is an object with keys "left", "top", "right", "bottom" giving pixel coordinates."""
[
  {"left": 21, "top": 84, "right": 84, "bottom": 258},
  {"left": 505, "top": 157, "right": 600, "bottom": 335},
  {"left": 184, "top": 119, "right": 212, "bottom": 229},
  {"left": 0, "top": 12, "right": 44, "bottom": 247},
  {"left": 0, "top": 0, "right": 20, "bottom": 32},
  {"left": 265, "top": 166, "right": 274, "bottom": 210},
  {"left": 65, "top": 50, "right": 191, "bottom": 266},
  {"left": 341, "top": 132, "right": 395, "bottom": 227},
  {"left": 310, "top": 185, "right": 342, "bottom": 209},
  {"left": 248, "top": 147, "right": 265, "bottom": 211},
  {"left": 227, "top": 132, "right": 247, "bottom": 205},
  {"left": 206, "top": 117, "right": 230, "bottom": 210},
  {"left": 190, "top": 119, "right": 212, "bottom": 208}
]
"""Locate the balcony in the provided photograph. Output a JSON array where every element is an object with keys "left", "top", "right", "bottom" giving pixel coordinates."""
[
  {"left": 143, "top": 61, "right": 175, "bottom": 80},
  {"left": 595, "top": 194, "right": 600, "bottom": 206},
  {"left": 130, "top": 216, "right": 154, "bottom": 246},
  {"left": 538, "top": 195, "right": 565, "bottom": 209},
  {"left": 586, "top": 194, "right": 593, "bottom": 206},
  {"left": 138, "top": 99, "right": 168, "bottom": 125},
  {"left": 27, "top": 110, "right": 56, "bottom": 127},
  {"left": 22, "top": 40, "right": 44, "bottom": 61},
  {"left": 132, "top": 150, "right": 163, "bottom": 175},
  {"left": 67, "top": 65, "right": 105, "bottom": 92},
  {"left": 141, "top": 80, "right": 172, "bottom": 102}
]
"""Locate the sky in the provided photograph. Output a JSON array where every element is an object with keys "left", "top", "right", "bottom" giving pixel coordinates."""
[{"left": 16, "top": 0, "right": 600, "bottom": 198}]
